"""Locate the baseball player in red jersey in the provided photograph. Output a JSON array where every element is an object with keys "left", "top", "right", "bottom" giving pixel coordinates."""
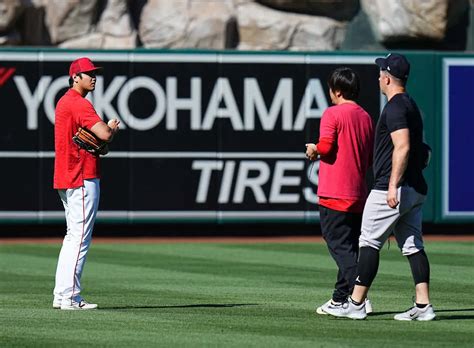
[
  {"left": 53, "top": 57, "right": 119, "bottom": 310},
  {"left": 305, "top": 67, "right": 374, "bottom": 316}
]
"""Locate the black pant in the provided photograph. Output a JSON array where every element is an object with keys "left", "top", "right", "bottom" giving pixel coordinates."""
[{"left": 319, "top": 205, "right": 362, "bottom": 303}]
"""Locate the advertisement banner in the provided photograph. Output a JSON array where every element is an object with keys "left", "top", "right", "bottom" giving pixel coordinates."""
[
  {"left": 442, "top": 58, "right": 474, "bottom": 220},
  {"left": 0, "top": 51, "right": 380, "bottom": 223}
]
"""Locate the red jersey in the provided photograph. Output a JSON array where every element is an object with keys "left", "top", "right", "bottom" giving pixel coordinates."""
[
  {"left": 54, "top": 89, "right": 103, "bottom": 189},
  {"left": 316, "top": 103, "right": 374, "bottom": 212}
]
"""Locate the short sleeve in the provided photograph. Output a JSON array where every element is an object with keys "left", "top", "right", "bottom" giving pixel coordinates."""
[
  {"left": 319, "top": 107, "right": 337, "bottom": 142},
  {"left": 73, "top": 98, "right": 102, "bottom": 130},
  {"left": 385, "top": 99, "right": 408, "bottom": 133}
]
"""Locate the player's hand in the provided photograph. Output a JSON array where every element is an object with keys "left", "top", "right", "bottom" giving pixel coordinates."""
[
  {"left": 107, "top": 118, "right": 120, "bottom": 132},
  {"left": 305, "top": 143, "right": 318, "bottom": 161},
  {"left": 387, "top": 186, "right": 399, "bottom": 209}
]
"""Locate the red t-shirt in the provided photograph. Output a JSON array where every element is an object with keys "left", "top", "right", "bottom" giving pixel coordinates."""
[
  {"left": 54, "top": 89, "right": 103, "bottom": 189},
  {"left": 316, "top": 103, "right": 374, "bottom": 213}
]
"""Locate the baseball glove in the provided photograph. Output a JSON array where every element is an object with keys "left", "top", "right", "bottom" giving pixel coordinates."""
[{"left": 73, "top": 127, "right": 106, "bottom": 155}]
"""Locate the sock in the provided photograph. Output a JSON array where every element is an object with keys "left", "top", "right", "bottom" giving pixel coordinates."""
[
  {"left": 416, "top": 303, "right": 428, "bottom": 309},
  {"left": 349, "top": 297, "right": 363, "bottom": 306}
]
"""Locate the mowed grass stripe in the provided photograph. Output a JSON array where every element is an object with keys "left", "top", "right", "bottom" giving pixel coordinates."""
[{"left": 0, "top": 241, "right": 473, "bottom": 347}]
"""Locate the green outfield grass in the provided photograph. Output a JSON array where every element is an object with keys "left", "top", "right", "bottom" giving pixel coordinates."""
[{"left": 0, "top": 240, "right": 473, "bottom": 347}]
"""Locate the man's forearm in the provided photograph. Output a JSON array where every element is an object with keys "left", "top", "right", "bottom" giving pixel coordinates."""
[{"left": 389, "top": 145, "right": 409, "bottom": 188}]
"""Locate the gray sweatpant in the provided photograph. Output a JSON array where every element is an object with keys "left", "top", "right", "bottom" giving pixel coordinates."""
[{"left": 359, "top": 185, "right": 426, "bottom": 256}]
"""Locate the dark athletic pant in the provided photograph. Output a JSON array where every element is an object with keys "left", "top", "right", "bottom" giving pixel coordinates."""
[{"left": 319, "top": 205, "right": 362, "bottom": 303}]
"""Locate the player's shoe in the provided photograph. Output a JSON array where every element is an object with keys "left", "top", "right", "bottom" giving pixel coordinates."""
[
  {"left": 323, "top": 298, "right": 367, "bottom": 320},
  {"left": 316, "top": 299, "right": 342, "bottom": 315},
  {"left": 365, "top": 298, "right": 373, "bottom": 314},
  {"left": 60, "top": 299, "right": 98, "bottom": 310},
  {"left": 53, "top": 298, "right": 62, "bottom": 309},
  {"left": 317, "top": 298, "right": 373, "bottom": 315},
  {"left": 394, "top": 304, "right": 436, "bottom": 321}
]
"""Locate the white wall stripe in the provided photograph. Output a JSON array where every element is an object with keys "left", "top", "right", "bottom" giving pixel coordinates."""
[
  {"left": 0, "top": 211, "right": 319, "bottom": 219},
  {"left": 0, "top": 151, "right": 306, "bottom": 159},
  {"left": 0, "top": 51, "right": 379, "bottom": 65}
]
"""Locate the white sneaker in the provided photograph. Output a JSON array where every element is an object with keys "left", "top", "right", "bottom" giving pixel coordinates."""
[
  {"left": 324, "top": 299, "right": 367, "bottom": 320},
  {"left": 53, "top": 298, "right": 62, "bottom": 309},
  {"left": 394, "top": 304, "right": 436, "bottom": 321},
  {"left": 316, "top": 299, "right": 342, "bottom": 315},
  {"left": 365, "top": 298, "right": 373, "bottom": 314},
  {"left": 317, "top": 298, "right": 373, "bottom": 315},
  {"left": 60, "top": 299, "right": 98, "bottom": 310}
]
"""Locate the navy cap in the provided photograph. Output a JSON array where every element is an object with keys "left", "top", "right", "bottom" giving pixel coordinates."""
[{"left": 375, "top": 53, "right": 410, "bottom": 80}]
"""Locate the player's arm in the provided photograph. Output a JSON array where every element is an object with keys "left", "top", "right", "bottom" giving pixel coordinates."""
[
  {"left": 305, "top": 137, "right": 335, "bottom": 160},
  {"left": 314, "top": 108, "right": 337, "bottom": 159},
  {"left": 90, "top": 119, "right": 120, "bottom": 143},
  {"left": 388, "top": 128, "right": 410, "bottom": 208}
]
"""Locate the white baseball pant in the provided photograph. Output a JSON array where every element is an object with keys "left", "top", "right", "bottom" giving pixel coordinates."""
[{"left": 53, "top": 178, "right": 100, "bottom": 305}]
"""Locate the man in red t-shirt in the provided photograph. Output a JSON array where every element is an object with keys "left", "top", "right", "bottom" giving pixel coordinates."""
[
  {"left": 305, "top": 67, "right": 374, "bottom": 315},
  {"left": 53, "top": 57, "right": 120, "bottom": 310}
]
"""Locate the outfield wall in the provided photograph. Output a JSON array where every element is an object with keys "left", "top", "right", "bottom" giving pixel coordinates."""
[{"left": 0, "top": 49, "right": 472, "bottom": 224}]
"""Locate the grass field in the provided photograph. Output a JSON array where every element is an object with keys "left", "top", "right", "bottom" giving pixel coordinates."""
[{"left": 0, "top": 239, "right": 473, "bottom": 347}]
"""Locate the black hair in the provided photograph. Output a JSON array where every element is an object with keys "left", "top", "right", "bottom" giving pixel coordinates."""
[
  {"left": 327, "top": 67, "right": 360, "bottom": 100},
  {"left": 68, "top": 73, "right": 83, "bottom": 88}
]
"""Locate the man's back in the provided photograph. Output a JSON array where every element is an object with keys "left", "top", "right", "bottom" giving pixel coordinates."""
[
  {"left": 317, "top": 102, "right": 374, "bottom": 200},
  {"left": 373, "top": 93, "right": 427, "bottom": 195}
]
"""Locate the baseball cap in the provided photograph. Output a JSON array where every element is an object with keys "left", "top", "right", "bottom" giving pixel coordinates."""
[
  {"left": 375, "top": 53, "right": 410, "bottom": 80},
  {"left": 69, "top": 57, "right": 102, "bottom": 77}
]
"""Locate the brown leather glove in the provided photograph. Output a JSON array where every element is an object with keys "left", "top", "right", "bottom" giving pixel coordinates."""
[{"left": 72, "top": 127, "right": 107, "bottom": 155}]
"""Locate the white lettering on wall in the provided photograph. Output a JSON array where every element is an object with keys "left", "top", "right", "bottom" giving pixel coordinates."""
[{"left": 15, "top": 75, "right": 327, "bottom": 131}]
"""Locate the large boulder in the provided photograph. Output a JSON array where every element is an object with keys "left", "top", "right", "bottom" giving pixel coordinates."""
[
  {"left": 237, "top": 1, "right": 346, "bottom": 50},
  {"left": 59, "top": 32, "right": 137, "bottom": 49},
  {"left": 256, "top": 0, "right": 359, "bottom": 21},
  {"left": 0, "top": 0, "right": 23, "bottom": 32},
  {"left": 97, "top": 0, "right": 135, "bottom": 37},
  {"left": 56, "top": 0, "right": 137, "bottom": 48},
  {"left": 45, "top": 0, "right": 98, "bottom": 44},
  {"left": 361, "top": 0, "right": 449, "bottom": 42},
  {"left": 139, "top": 0, "right": 236, "bottom": 49}
]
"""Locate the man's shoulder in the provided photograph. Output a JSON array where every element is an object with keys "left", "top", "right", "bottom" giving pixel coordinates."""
[
  {"left": 57, "top": 89, "right": 83, "bottom": 105},
  {"left": 324, "top": 105, "right": 339, "bottom": 114},
  {"left": 328, "top": 103, "right": 371, "bottom": 120},
  {"left": 324, "top": 103, "right": 355, "bottom": 117},
  {"left": 385, "top": 95, "right": 409, "bottom": 114}
]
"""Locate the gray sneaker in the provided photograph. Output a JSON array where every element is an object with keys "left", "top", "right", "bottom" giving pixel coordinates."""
[
  {"left": 394, "top": 304, "right": 436, "bottom": 321},
  {"left": 316, "top": 300, "right": 342, "bottom": 315},
  {"left": 317, "top": 298, "right": 373, "bottom": 315},
  {"left": 324, "top": 299, "right": 367, "bottom": 320}
]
